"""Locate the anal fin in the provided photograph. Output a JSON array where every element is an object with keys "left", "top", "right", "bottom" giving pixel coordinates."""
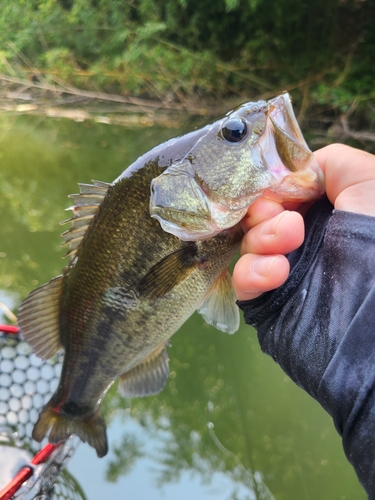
[
  {"left": 198, "top": 270, "right": 240, "bottom": 334},
  {"left": 18, "top": 275, "right": 64, "bottom": 359},
  {"left": 118, "top": 342, "right": 170, "bottom": 398}
]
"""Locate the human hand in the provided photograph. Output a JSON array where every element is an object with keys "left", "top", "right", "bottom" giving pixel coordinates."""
[{"left": 233, "top": 144, "right": 375, "bottom": 301}]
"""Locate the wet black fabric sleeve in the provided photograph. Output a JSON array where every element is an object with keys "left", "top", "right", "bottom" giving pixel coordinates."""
[{"left": 237, "top": 197, "right": 375, "bottom": 499}]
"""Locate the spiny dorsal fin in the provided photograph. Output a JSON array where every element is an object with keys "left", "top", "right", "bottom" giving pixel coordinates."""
[
  {"left": 118, "top": 342, "right": 170, "bottom": 398},
  {"left": 18, "top": 275, "right": 64, "bottom": 359},
  {"left": 198, "top": 270, "right": 240, "bottom": 334},
  {"left": 60, "top": 180, "right": 110, "bottom": 266}
]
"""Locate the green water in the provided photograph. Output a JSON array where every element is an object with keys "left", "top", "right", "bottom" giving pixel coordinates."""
[{"left": 0, "top": 114, "right": 366, "bottom": 499}]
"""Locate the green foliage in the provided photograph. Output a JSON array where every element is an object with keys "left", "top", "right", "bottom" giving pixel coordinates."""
[{"left": 0, "top": 0, "right": 374, "bottom": 122}]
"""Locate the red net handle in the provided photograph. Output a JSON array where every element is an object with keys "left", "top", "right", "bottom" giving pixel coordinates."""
[
  {"left": 0, "top": 443, "right": 61, "bottom": 500},
  {"left": 0, "top": 325, "right": 19, "bottom": 335}
]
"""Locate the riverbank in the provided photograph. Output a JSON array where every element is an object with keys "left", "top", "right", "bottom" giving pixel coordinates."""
[
  {"left": 1, "top": 71, "right": 374, "bottom": 153},
  {"left": 1, "top": 0, "right": 374, "bottom": 149}
]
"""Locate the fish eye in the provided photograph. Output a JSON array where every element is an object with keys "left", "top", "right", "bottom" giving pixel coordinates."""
[{"left": 221, "top": 118, "right": 248, "bottom": 143}]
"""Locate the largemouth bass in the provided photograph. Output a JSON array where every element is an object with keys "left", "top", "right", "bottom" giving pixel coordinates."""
[{"left": 18, "top": 92, "right": 324, "bottom": 457}]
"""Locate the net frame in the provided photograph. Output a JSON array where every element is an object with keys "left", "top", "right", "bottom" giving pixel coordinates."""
[{"left": 0, "top": 325, "right": 84, "bottom": 500}]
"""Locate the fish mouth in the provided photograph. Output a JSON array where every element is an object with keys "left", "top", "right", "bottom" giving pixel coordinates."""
[{"left": 260, "top": 92, "right": 325, "bottom": 201}]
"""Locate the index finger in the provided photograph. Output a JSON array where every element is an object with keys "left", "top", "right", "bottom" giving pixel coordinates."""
[
  {"left": 240, "top": 198, "right": 285, "bottom": 233},
  {"left": 240, "top": 197, "right": 311, "bottom": 233}
]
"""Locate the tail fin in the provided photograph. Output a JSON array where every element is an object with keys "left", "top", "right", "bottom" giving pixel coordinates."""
[{"left": 32, "top": 399, "right": 108, "bottom": 458}]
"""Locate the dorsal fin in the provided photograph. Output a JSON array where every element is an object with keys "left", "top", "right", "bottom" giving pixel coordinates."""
[{"left": 60, "top": 180, "right": 110, "bottom": 266}]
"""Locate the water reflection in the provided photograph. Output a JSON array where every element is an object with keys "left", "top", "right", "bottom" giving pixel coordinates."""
[{"left": 0, "top": 114, "right": 367, "bottom": 499}]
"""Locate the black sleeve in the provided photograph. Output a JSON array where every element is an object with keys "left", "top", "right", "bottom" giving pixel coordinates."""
[{"left": 237, "top": 197, "right": 375, "bottom": 499}]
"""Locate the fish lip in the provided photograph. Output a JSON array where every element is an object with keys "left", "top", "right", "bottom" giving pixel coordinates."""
[
  {"left": 257, "top": 92, "right": 325, "bottom": 199},
  {"left": 267, "top": 92, "right": 307, "bottom": 146}
]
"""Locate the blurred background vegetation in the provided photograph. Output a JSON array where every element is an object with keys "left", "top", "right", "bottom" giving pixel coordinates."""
[{"left": 0, "top": 0, "right": 374, "bottom": 147}]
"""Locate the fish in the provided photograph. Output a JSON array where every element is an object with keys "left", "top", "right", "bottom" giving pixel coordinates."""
[{"left": 17, "top": 92, "right": 325, "bottom": 458}]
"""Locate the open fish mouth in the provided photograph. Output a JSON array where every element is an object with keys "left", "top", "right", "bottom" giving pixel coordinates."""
[
  {"left": 150, "top": 92, "right": 325, "bottom": 242},
  {"left": 258, "top": 92, "right": 325, "bottom": 199}
]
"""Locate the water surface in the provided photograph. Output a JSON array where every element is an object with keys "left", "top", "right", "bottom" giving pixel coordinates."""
[{"left": 0, "top": 114, "right": 366, "bottom": 499}]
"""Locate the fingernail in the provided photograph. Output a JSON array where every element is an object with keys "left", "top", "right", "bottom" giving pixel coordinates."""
[
  {"left": 261, "top": 212, "right": 287, "bottom": 235},
  {"left": 252, "top": 256, "right": 277, "bottom": 277}
]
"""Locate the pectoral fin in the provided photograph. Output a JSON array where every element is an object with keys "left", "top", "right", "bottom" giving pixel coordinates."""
[
  {"left": 18, "top": 275, "right": 64, "bottom": 359},
  {"left": 198, "top": 270, "right": 240, "bottom": 334},
  {"left": 118, "top": 343, "right": 170, "bottom": 398},
  {"left": 137, "top": 243, "right": 199, "bottom": 299}
]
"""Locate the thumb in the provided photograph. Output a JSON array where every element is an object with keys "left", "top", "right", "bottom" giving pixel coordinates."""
[{"left": 314, "top": 144, "right": 375, "bottom": 216}]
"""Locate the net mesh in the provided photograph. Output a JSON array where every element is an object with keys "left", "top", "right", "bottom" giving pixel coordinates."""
[{"left": 0, "top": 331, "right": 84, "bottom": 500}]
